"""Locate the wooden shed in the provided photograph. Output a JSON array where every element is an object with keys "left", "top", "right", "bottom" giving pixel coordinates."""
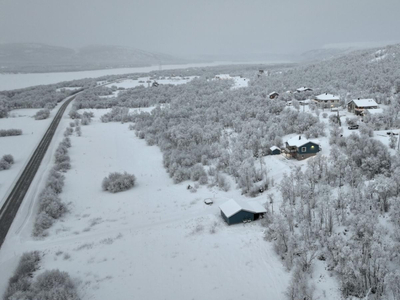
[
  {"left": 219, "top": 199, "right": 266, "bottom": 225},
  {"left": 270, "top": 146, "right": 281, "bottom": 155}
]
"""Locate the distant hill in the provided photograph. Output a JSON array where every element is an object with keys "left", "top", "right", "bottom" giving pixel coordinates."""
[{"left": 0, "top": 43, "right": 184, "bottom": 73}]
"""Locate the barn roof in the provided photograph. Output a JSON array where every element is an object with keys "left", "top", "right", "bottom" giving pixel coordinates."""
[
  {"left": 219, "top": 199, "right": 266, "bottom": 218},
  {"left": 286, "top": 136, "right": 320, "bottom": 148},
  {"left": 315, "top": 93, "right": 340, "bottom": 100},
  {"left": 270, "top": 146, "right": 281, "bottom": 151},
  {"left": 351, "top": 99, "right": 378, "bottom": 107},
  {"left": 296, "top": 86, "right": 312, "bottom": 92}
]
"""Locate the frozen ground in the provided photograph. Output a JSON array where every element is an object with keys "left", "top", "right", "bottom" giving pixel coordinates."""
[
  {"left": 0, "top": 61, "right": 278, "bottom": 91},
  {"left": 0, "top": 108, "right": 54, "bottom": 208},
  {"left": 0, "top": 108, "right": 293, "bottom": 300}
]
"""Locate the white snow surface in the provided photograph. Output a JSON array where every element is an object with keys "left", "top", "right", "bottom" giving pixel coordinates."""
[
  {"left": 0, "top": 61, "right": 276, "bottom": 91},
  {"left": 219, "top": 199, "right": 266, "bottom": 218},
  {"left": 0, "top": 108, "right": 54, "bottom": 208},
  {"left": 0, "top": 108, "right": 292, "bottom": 300}
]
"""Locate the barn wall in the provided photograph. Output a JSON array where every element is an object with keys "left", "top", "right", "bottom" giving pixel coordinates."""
[{"left": 227, "top": 210, "right": 254, "bottom": 225}]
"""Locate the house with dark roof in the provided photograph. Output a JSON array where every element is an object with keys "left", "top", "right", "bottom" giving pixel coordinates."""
[{"left": 284, "top": 136, "right": 321, "bottom": 160}]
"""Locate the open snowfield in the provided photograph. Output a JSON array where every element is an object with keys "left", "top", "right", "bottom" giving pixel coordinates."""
[
  {"left": 0, "top": 61, "right": 279, "bottom": 91},
  {"left": 0, "top": 108, "right": 54, "bottom": 208},
  {"left": 0, "top": 108, "right": 294, "bottom": 300},
  {"left": 0, "top": 103, "right": 343, "bottom": 300}
]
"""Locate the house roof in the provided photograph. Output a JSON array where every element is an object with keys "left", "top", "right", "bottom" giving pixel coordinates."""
[
  {"left": 270, "top": 146, "right": 281, "bottom": 151},
  {"left": 296, "top": 87, "right": 312, "bottom": 92},
  {"left": 286, "top": 136, "right": 320, "bottom": 148},
  {"left": 315, "top": 93, "right": 340, "bottom": 100},
  {"left": 351, "top": 99, "right": 378, "bottom": 107},
  {"left": 364, "top": 108, "right": 383, "bottom": 115},
  {"left": 219, "top": 199, "right": 266, "bottom": 218},
  {"left": 269, "top": 91, "right": 279, "bottom": 96}
]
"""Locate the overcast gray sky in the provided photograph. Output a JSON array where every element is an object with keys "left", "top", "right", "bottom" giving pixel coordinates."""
[{"left": 1, "top": 0, "right": 400, "bottom": 56}]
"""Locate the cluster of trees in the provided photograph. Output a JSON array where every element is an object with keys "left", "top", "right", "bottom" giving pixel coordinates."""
[
  {"left": 0, "top": 128, "right": 22, "bottom": 137},
  {"left": 264, "top": 129, "right": 400, "bottom": 299},
  {"left": 129, "top": 78, "right": 324, "bottom": 195},
  {"left": 3, "top": 251, "right": 79, "bottom": 300},
  {"left": 102, "top": 172, "right": 136, "bottom": 193},
  {"left": 0, "top": 154, "right": 14, "bottom": 171},
  {"left": 34, "top": 108, "right": 50, "bottom": 120},
  {"left": 33, "top": 137, "right": 71, "bottom": 236},
  {"left": 255, "top": 45, "right": 400, "bottom": 105}
]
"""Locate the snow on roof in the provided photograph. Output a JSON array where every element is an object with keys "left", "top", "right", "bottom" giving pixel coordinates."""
[
  {"left": 315, "top": 93, "right": 340, "bottom": 100},
  {"left": 364, "top": 108, "right": 383, "bottom": 115},
  {"left": 351, "top": 99, "right": 378, "bottom": 107},
  {"left": 270, "top": 146, "right": 281, "bottom": 151},
  {"left": 269, "top": 91, "right": 279, "bottom": 96},
  {"left": 219, "top": 199, "right": 266, "bottom": 218},
  {"left": 296, "top": 87, "right": 312, "bottom": 92},
  {"left": 286, "top": 136, "right": 320, "bottom": 148}
]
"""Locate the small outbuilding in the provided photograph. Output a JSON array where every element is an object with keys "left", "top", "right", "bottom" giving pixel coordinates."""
[
  {"left": 268, "top": 92, "right": 279, "bottom": 99},
  {"left": 270, "top": 146, "right": 281, "bottom": 155},
  {"left": 219, "top": 199, "right": 266, "bottom": 225}
]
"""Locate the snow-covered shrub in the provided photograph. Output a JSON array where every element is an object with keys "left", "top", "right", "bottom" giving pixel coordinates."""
[
  {"left": 0, "top": 154, "right": 14, "bottom": 171},
  {"left": 69, "top": 122, "right": 75, "bottom": 127},
  {"left": 0, "top": 129, "right": 22, "bottom": 137},
  {"left": 190, "top": 164, "right": 207, "bottom": 182},
  {"left": 30, "top": 270, "right": 79, "bottom": 300},
  {"left": 33, "top": 212, "right": 54, "bottom": 236},
  {"left": 322, "top": 112, "right": 328, "bottom": 118},
  {"left": 199, "top": 175, "right": 208, "bottom": 185},
  {"left": 38, "top": 189, "right": 66, "bottom": 219},
  {"left": 53, "top": 161, "right": 71, "bottom": 172},
  {"left": 102, "top": 172, "right": 136, "bottom": 193},
  {"left": 64, "top": 127, "right": 73, "bottom": 137},
  {"left": 61, "top": 137, "right": 71, "bottom": 148},
  {"left": 358, "top": 123, "right": 374, "bottom": 137},
  {"left": 100, "top": 107, "right": 131, "bottom": 123},
  {"left": 3, "top": 251, "right": 41, "bottom": 300},
  {"left": 75, "top": 126, "right": 81, "bottom": 136},
  {"left": 216, "top": 173, "right": 230, "bottom": 192},
  {"left": 45, "top": 170, "right": 65, "bottom": 194},
  {"left": 34, "top": 109, "right": 50, "bottom": 120},
  {"left": 68, "top": 108, "right": 81, "bottom": 119},
  {"left": 2, "top": 154, "right": 14, "bottom": 165}
]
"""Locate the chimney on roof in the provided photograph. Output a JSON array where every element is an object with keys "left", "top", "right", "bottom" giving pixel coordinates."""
[{"left": 299, "top": 136, "right": 301, "bottom": 140}]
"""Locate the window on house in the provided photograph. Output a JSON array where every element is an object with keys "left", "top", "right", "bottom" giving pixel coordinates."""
[{"left": 301, "top": 147, "right": 306, "bottom": 152}]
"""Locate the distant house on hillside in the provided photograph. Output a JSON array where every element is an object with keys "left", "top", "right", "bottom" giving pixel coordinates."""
[
  {"left": 296, "top": 86, "right": 313, "bottom": 93},
  {"left": 219, "top": 199, "right": 266, "bottom": 225},
  {"left": 152, "top": 81, "right": 159, "bottom": 87},
  {"left": 268, "top": 92, "right": 279, "bottom": 99},
  {"left": 313, "top": 93, "right": 340, "bottom": 108},
  {"left": 283, "top": 136, "right": 321, "bottom": 160},
  {"left": 347, "top": 98, "right": 378, "bottom": 115}
]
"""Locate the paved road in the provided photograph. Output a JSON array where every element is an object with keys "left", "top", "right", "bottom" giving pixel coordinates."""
[{"left": 0, "top": 95, "right": 76, "bottom": 249}]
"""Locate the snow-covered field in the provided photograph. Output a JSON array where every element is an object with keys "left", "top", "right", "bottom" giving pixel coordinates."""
[
  {"left": 0, "top": 108, "right": 54, "bottom": 208},
  {"left": 0, "top": 108, "right": 294, "bottom": 299},
  {"left": 0, "top": 61, "right": 278, "bottom": 91}
]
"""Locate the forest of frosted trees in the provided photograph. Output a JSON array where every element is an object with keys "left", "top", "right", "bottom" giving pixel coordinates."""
[{"left": 3, "top": 44, "right": 400, "bottom": 299}]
